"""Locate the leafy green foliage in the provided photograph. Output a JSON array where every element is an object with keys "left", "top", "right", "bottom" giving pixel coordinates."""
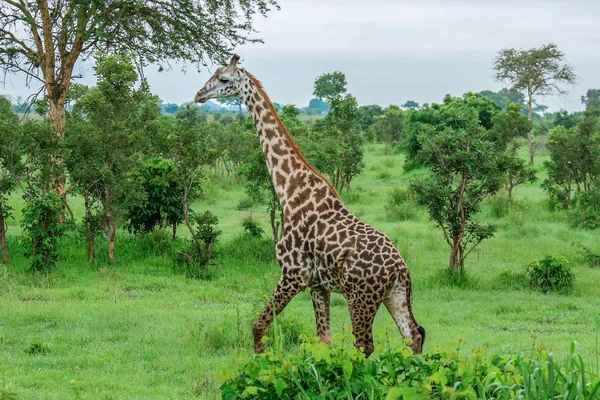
[
  {"left": 404, "top": 92, "right": 501, "bottom": 169},
  {"left": 371, "top": 105, "right": 405, "bottom": 145},
  {"left": 0, "top": 95, "right": 22, "bottom": 264},
  {"left": 543, "top": 110, "right": 600, "bottom": 224},
  {"left": 582, "top": 89, "right": 600, "bottom": 111},
  {"left": 305, "top": 94, "right": 364, "bottom": 191},
  {"left": 21, "top": 192, "right": 65, "bottom": 273},
  {"left": 572, "top": 242, "right": 600, "bottom": 268},
  {"left": 219, "top": 332, "right": 600, "bottom": 399},
  {"left": 124, "top": 158, "right": 184, "bottom": 235},
  {"left": 527, "top": 256, "right": 575, "bottom": 294},
  {"left": 356, "top": 104, "right": 384, "bottom": 132},
  {"left": 491, "top": 103, "right": 537, "bottom": 200},
  {"left": 479, "top": 88, "right": 525, "bottom": 110},
  {"left": 312, "top": 71, "right": 347, "bottom": 101},
  {"left": 401, "top": 100, "right": 420, "bottom": 109},
  {"left": 243, "top": 221, "right": 265, "bottom": 238},
  {"left": 410, "top": 95, "right": 505, "bottom": 275},
  {"left": 386, "top": 187, "right": 416, "bottom": 221}
]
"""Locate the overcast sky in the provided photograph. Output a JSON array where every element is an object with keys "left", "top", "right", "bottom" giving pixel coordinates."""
[{"left": 2, "top": 0, "right": 599, "bottom": 112}]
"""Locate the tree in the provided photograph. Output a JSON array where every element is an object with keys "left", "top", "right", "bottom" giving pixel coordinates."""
[
  {"left": 404, "top": 93, "right": 500, "bottom": 169},
  {"left": 479, "top": 89, "right": 525, "bottom": 110},
  {"left": 68, "top": 54, "right": 160, "bottom": 263},
  {"left": 553, "top": 110, "right": 582, "bottom": 129},
  {"left": 313, "top": 71, "right": 347, "bottom": 101},
  {"left": 305, "top": 94, "right": 364, "bottom": 191},
  {"left": 0, "top": 95, "right": 22, "bottom": 265},
  {"left": 582, "top": 89, "right": 600, "bottom": 110},
  {"left": 543, "top": 110, "right": 600, "bottom": 213},
  {"left": 412, "top": 115, "right": 505, "bottom": 276},
  {"left": 0, "top": 0, "right": 278, "bottom": 196},
  {"left": 308, "top": 98, "right": 330, "bottom": 114},
  {"left": 402, "top": 100, "right": 419, "bottom": 109},
  {"left": 490, "top": 103, "right": 536, "bottom": 201},
  {"left": 493, "top": 43, "right": 577, "bottom": 165},
  {"left": 356, "top": 104, "right": 384, "bottom": 132},
  {"left": 371, "top": 105, "right": 404, "bottom": 145}
]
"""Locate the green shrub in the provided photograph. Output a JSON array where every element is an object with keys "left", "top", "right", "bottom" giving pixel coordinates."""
[
  {"left": 570, "top": 189, "right": 600, "bottom": 230},
  {"left": 572, "top": 242, "right": 600, "bottom": 268},
  {"left": 242, "top": 220, "right": 264, "bottom": 238},
  {"left": 386, "top": 187, "right": 416, "bottom": 221},
  {"left": 526, "top": 256, "right": 575, "bottom": 294},
  {"left": 218, "top": 332, "right": 600, "bottom": 399},
  {"left": 21, "top": 193, "right": 65, "bottom": 274},
  {"left": 172, "top": 243, "right": 216, "bottom": 280}
]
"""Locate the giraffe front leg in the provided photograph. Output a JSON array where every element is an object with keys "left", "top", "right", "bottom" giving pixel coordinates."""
[
  {"left": 253, "top": 274, "right": 307, "bottom": 353},
  {"left": 310, "top": 287, "right": 331, "bottom": 344}
]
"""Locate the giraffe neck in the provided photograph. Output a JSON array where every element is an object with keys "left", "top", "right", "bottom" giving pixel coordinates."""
[{"left": 241, "top": 73, "right": 337, "bottom": 217}]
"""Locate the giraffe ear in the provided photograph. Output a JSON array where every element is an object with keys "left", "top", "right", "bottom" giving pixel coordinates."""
[{"left": 228, "top": 54, "right": 240, "bottom": 69}]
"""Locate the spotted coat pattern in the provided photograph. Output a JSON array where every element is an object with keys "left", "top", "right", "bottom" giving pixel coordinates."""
[{"left": 195, "top": 56, "right": 425, "bottom": 357}]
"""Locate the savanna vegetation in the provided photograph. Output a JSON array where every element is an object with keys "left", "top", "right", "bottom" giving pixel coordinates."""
[{"left": 1, "top": 4, "right": 600, "bottom": 396}]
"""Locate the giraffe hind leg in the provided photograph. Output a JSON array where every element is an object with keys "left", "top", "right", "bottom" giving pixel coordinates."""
[
  {"left": 383, "top": 280, "right": 424, "bottom": 354},
  {"left": 310, "top": 287, "right": 332, "bottom": 344}
]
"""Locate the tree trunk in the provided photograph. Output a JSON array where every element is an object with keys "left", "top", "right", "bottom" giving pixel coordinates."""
[
  {"left": 105, "top": 219, "right": 116, "bottom": 264},
  {"left": 269, "top": 203, "right": 280, "bottom": 245},
  {"left": 83, "top": 196, "right": 96, "bottom": 263},
  {"left": 172, "top": 222, "right": 177, "bottom": 240},
  {"left": 48, "top": 94, "right": 67, "bottom": 197},
  {"left": 0, "top": 211, "right": 8, "bottom": 265},
  {"left": 183, "top": 181, "right": 201, "bottom": 253},
  {"left": 527, "top": 92, "right": 535, "bottom": 165},
  {"left": 449, "top": 238, "right": 461, "bottom": 274}
]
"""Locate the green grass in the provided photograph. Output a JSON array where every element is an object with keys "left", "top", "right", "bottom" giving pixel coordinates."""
[{"left": 1, "top": 144, "right": 600, "bottom": 399}]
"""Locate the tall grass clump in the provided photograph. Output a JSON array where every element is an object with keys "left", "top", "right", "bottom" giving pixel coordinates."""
[{"left": 386, "top": 187, "right": 416, "bottom": 221}]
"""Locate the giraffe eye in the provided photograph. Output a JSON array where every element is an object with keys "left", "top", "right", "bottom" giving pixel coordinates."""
[{"left": 219, "top": 77, "right": 229, "bottom": 83}]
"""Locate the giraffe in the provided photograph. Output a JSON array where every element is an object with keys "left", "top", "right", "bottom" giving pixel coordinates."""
[{"left": 194, "top": 55, "right": 425, "bottom": 357}]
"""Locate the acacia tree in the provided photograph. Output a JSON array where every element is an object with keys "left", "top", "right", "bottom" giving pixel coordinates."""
[
  {"left": 493, "top": 43, "right": 577, "bottom": 165},
  {"left": 0, "top": 0, "right": 278, "bottom": 196}
]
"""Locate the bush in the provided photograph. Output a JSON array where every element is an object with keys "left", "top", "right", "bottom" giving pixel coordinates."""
[
  {"left": 572, "top": 242, "right": 600, "bottom": 268},
  {"left": 21, "top": 193, "right": 65, "bottom": 273},
  {"left": 570, "top": 189, "right": 600, "bottom": 230},
  {"left": 526, "top": 256, "right": 575, "bottom": 294},
  {"left": 218, "top": 332, "right": 600, "bottom": 399},
  {"left": 386, "top": 187, "right": 416, "bottom": 221},
  {"left": 242, "top": 220, "right": 264, "bottom": 238}
]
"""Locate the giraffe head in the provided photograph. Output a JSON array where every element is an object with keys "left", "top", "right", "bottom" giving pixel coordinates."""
[{"left": 194, "top": 54, "right": 245, "bottom": 104}]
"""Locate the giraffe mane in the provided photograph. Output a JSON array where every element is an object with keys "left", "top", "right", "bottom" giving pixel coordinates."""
[{"left": 246, "top": 72, "right": 340, "bottom": 199}]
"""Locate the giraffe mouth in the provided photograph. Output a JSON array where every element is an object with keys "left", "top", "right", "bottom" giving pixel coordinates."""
[{"left": 195, "top": 95, "right": 208, "bottom": 104}]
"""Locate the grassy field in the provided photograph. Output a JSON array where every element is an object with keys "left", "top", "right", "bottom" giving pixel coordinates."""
[{"left": 1, "top": 144, "right": 599, "bottom": 399}]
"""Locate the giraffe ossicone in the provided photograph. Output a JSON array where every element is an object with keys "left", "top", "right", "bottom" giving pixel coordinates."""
[{"left": 195, "top": 54, "right": 425, "bottom": 357}]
